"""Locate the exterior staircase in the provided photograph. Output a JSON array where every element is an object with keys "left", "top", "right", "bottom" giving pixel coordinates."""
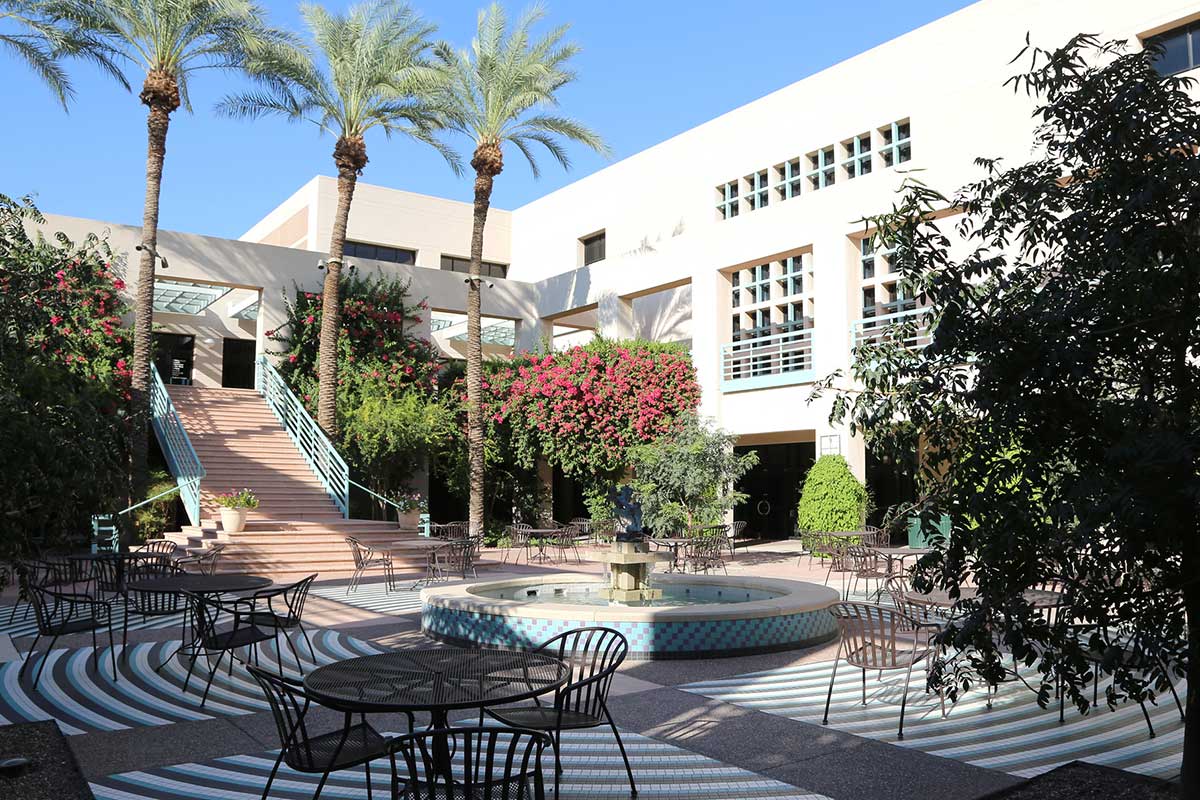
[{"left": 161, "top": 385, "right": 426, "bottom": 578}]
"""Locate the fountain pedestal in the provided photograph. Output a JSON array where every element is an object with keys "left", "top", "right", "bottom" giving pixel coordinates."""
[{"left": 596, "top": 538, "right": 672, "bottom": 602}]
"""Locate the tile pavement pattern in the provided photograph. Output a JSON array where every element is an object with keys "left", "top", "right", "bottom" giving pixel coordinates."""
[
  {"left": 0, "top": 602, "right": 184, "bottom": 639},
  {"left": 89, "top": 729, "right": 832, "bottom": 799},
  {"left": 422, "top": 605, "right": 838, "bottom": 658},
  {"left": 0, "top": 629, "right": 381, "bottom": 734},
  {"left": 681, "top": 658, "right": 1186, "bottom": 780},
  {"left": 310, "top": 583, "right": 425, "bottom": 615}
]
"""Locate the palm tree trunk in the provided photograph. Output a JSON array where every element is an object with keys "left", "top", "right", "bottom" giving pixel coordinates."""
[
  {"left": 466, "top": 167, "right": 495, "bottom": 538},
  {"left": 130, "top": 71, "right": 180, "bottom": 507},
  {"left": 318, "top": 137, "right": 365, "bottom": 437}
]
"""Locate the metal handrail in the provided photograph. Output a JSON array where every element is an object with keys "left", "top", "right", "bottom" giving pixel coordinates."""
[
  {"left": 721, "top": 327, "right": 814, "bottom": 381},
  {"left": 348, "top": 478, "right": 430, "bottom": 535},
  {"left": 255, "top": 355, "right": 349, "bottom": 517},
  {"left": 149, "top": 364, "right": 205, "bottom": 526},
  {"left": 851, "top": 306, "right": 933, "bottom": 349},
  {"left": 90, "top": 477, "right": 201, "bottom": 552}
]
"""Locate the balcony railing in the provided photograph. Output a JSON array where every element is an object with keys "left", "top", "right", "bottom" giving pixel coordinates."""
[
  {"left": 851, "top": 306, "right": 933, "bottom": 350},
  {"left": 720, "top": 327, "right": 814, "bottom": 392}
]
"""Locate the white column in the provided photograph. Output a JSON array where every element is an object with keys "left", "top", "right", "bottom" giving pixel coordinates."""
[
  {"left": 596, "top": 292, "right": 635, "bottom": 339},
  {"left": 515, "top": 317, "right": 552, "bottom": 354}
]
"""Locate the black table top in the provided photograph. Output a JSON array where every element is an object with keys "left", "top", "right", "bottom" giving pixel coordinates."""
[
  {"left": 303, "top": 648, "right": 569, "bottom": 714},
  {"left": 125, "top": 573, "right": 273, "bottom": 594},
  {"left": 66, "top": 551, "right": 162, "bottom": 562}
]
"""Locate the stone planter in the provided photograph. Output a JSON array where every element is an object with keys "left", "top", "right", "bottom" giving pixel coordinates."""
[
  {"left": 220, "top": 507, "right": 248, "bottom": 533},
  {"left": 399, "top": 510, "right": 422, "bottom": 531}
]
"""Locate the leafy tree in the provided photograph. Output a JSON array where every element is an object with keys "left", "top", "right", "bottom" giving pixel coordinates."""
[
  {"left": 627, "top": 414, "right": 758, "bottom": 534},
  {"left": 795, "top": 455, "right": 868, "bottom": 533},
  {"left": 817, "top": 35, "right": 1200, "bottom": 792},
  {"left": 0, "top": 195, "right": 132, "bottom": 559},
  {"left": 434, "top": 2, "right": 609, "bottom": 536},
  {"left": 223, "top": 0, "right": 458, "bottom": 438},
  {"left": 74, "top": 0, "right": 291, "bottom": 498},
  {"left": 0, "top": 0, "right": 124, "bottom": 108}
]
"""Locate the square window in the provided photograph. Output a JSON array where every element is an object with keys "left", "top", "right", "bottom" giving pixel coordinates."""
[
  {"left": 581, "top": 231, "right": 606, "bottom": 265},
  {"left": 716, "top": 181, "right": 740, "bottom": 219},
  {"left": 842, "top": 133, "right": 872, "bottom": 180},
  {"left": 775, "top": 159, "right": 803, "bottom": 200},
  {"left": 879, "top": 120, "right": 912, "bottom": 168},
  {"left": 807, "top": 147, "right": 836, "bottom": 190},
  {"left": 745, "top": 170, "right": 770, "bottom": 210}
]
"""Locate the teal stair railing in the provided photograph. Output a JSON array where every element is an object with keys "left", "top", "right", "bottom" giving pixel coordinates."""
[
  {"left": 90, "top": 478, "right": 200, "bottom": 552},
  {"left": 256, "top": 355, "right": 349, "bottom": 517},
  {"left": 150, "top": 363, "right": 205, "bottom": 527}
]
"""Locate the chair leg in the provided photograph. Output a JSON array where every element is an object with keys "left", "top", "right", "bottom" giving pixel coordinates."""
[
  {"left": 260, "top": 748, "right": 286, "bottom": 800},
  {"left": 30, "top": 634, "right": 59, "bottom": 689},
  {"left": 199, "top": 650, "right": 225, "bottom": 707},
  {"left": 604, "top": 705, "right": 638, "bottom": 797},
  {"left": 898, "top": 657, "right": 918, "bottom": 740},
  {"left": 823, "top": 640, "right": 843, "bottom": 725},
  {"left": 861, "top": 668, "right": 867, "bottom": 705},
  {"left": 364, "top": 758, "right": 374, "bottom": 800},
  {"left": 91, "top": 627, "right": 99, "bottom": 670},
  {"left": 19, "top": 633, "right": 42, "bottom": 679},
  {"left": 108, "top": 621, "right": 118, "bottom": 681},
  {"left": 284, "top": 628, "right": 305, "bottom": 675},
  {"left": 297, "top": 622, "right": 316, "bottom": 661}
]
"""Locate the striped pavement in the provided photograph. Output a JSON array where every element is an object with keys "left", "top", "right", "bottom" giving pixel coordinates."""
[
  {"left": 0, "top": 602, "right": 185, "bottom": 639},
  {"left": 89, "top": 729, "right": 830, "bottom": 800},
  {"left": 311, "top": 583, "right": 425, "bottom": 615},
  {"left": 681, "top": 658, "right": 1186, "bottom": 780},
  {"left": 0, "top": 629, "right": 382, "bottom": 735}
]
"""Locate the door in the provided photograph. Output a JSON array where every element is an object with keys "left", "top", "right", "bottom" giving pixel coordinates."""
[
  {"left": 734, "top": 442, "right": 815, "bottom": 539},
  {"left": 221, "top": 338, "right": 257, "bottom": 389},
  {"left": 152, "top": 333, "right": 195, "bottom": 385}
]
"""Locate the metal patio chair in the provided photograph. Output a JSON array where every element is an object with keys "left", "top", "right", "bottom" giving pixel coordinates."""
[
  {"left": 244, "top": 574, "right": 318, "bottom": 676},
  {"left": 430, "top": 521, "right": 468, "bottom": 541},
  {"left": 817, "top": 537, "right": 856, "bottom": 599},
  {"left": 502, "top": 523, "right": 534, "bottom": 565},
  {"left": 726, "top": 520, "right": 747, "bottom": 555},
  {"left": 247, "top": 665, "right": 405, "bottom": 800},
  {"left": 549, "top": 525, "right": 583, "bottom": 564},
  {"left": 345, "top": 537, "right": 394, "bottom": 594},
  {"left": 392, "top": 726, "right": 551, "bottom": 800},
  {"left": 122, "top": 559, "right": 188, "bottom": 661},
  {"left": 134, "top": 538, "right": 178, "bottom": 562},
  {"left": 485, "top": 627, "right": 637, "bottom": 797},
  {"left": 428, "top": 539, "right": 477, "bottom": 582},
  {"left": 823, "top": 601, "right": 943, "bottom": 739},
  {"left": 21, "top": 584, "right": 117, "bottom": 687},
  {"left": 183, "top": 591, "right": 276, "bottom": 706},
  {"left": 683, "top": 533, "right": 727, "bottom": 575},
  {"left": 8, "top": 558, "right": 74, "bottom": 623},
  {"left": 848, "top": 544, "right": 889, "bottom": 601},
  {"left": 175, "top": 542, "right": 225, "bottom": 575}
]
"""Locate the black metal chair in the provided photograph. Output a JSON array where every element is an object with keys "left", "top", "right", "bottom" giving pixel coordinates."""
[
  {"left": 134, "top": 539, "right": 178, "bottom": 559},
  {"left": 346, "top": 537, "right": 395, "bottom": 594},
  {"left": 484, "top": 627, "right": 637, "bottom": 797},
  {"left": 428, "top": 539, "right": 477, "bottom": 583},
  {"left": 430, "top": 521, "right": 468, "bottom": 541},
  {"left": 21, "top": 584, "right": 116, "bottom": 687},
  {"left": 549, "top": 524, "right": 583, "bottom": 564},
  {"left": 848, "top": 545, "right": 889, "bottom": 601},
  {"left": 8, "top": 559, "right": 74, "bottom": 623},
  {"left": 122, "top": 559, "right": 188, "bottom": 660},
  {"left": 175, "top": 542, "right": 226, "bottom": 575},
  {"left": 244, "top": 574, "right": 318, "bottom": 676},
  {"left": 683, "top": 533, "right": 727, "bottom": 575},
  {"left": 247, "top": 665, "right": 404, "bottom": 800},
  {"left": 503, "top": 523, "right": 534, "bottom": 565},
  {"left": 184, "top": 591, "right": 276, "bottom": 706},
  {"left": 726, "top": 520, "right": 747, "bottom": 555},
  {"left": 392, "top": 726, "right": 551, "bottom": 800}
]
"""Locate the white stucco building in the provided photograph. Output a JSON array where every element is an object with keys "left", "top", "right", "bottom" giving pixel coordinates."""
[{"left": 40, "top": 0, "right": 1200, "bottom": 535}]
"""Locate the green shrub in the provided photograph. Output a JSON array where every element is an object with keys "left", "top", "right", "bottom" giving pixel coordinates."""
[
  {"left": 796, "top": 455, "right": 868, "bottom": 532},
  {"left": 132, "top": 470, "right": 178, "bottom": 542}
]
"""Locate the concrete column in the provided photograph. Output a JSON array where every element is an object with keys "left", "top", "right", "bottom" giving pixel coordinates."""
[
  {"left": 596, "top": 292, "right": 635, "bottom": 339},
  {"left": 515, "top": 317, "right": 553, "bottom": 355},
  {"left": 690, "top": 267, "right": 723, "bottom": 420}
]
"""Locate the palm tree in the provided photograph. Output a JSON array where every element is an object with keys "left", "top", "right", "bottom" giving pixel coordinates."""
[
  {"left": 436, "top": 3, "right": 608, "bottom": 537},
  {"left": 220, "top": 0, "right": 458, "bottom": 437},
  {"left": 80, "top": 0, "right": 292, "bottom": 497},
  {"left": 0, "top": 0, "right": 125, "bottom": 109}
]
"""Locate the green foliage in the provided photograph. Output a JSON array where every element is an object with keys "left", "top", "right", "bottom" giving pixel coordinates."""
[
  {"left": 815, "top": 34, "right": 1200, "bottom": 768},
  {"left": 131, "top": 469, "right": 177, "bottom": 541},
  {"left": 269, "top": 272, "right": 449, "bottom": 512},
  {"left": 214, "top": 488, "right": 258, "bottom": 509},
  {"left": 0, "top": 194, "right": 132, "bottom": 554},
  {"left": 627, "top": 414, "right": 758, "bottom": 533},
  {"left": 795, "top": 455, "right": 868, "bottom": 533}
]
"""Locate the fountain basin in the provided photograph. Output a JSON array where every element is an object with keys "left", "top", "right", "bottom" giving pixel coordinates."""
[{"left": 420, "top": 573, "right": 840, "bottom": 659}]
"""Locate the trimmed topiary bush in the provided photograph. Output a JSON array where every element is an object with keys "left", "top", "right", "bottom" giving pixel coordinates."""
[{"left": 796, "top": 455, "right": 868, "bottom": 532}]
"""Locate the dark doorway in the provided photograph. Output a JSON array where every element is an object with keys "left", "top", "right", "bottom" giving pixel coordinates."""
[
  {"left": 153, "top": 333, "right": 194, "bottom": 385},
  {"left": 734, "top": 442, "right": 815, "bottom": 539},
  {"left": 552, "top": 465, "right": 586, "bottom": 523},
  {"left": 866, "top": 447, "right": 918, "bottom": 526},
  {"left": 222, "top": 338, "right": 257, "bottom": 389}
]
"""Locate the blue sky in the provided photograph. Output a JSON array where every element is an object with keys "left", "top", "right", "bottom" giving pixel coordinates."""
[{"left": 0, "top": 0, "right": 974, "bottom": 239}]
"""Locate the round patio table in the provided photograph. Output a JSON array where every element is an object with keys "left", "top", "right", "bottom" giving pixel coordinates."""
[
  {"left": 524, "top": 529, "right": 560, "bottom": 563},
  {"left": 650, "top": 538, "right": 690, "bottom": 572},
  {"left": 869, "top": 546, "right": 933, "bottom": 575},
  {"left": 68, "top": 551, "right": 166, "bottom": 585},
  {"left": 304, "top": 648, "right": 569, "bottom": 772},
  {"left": 902, "top": 586, "right": 1064, "bottom": 610}
]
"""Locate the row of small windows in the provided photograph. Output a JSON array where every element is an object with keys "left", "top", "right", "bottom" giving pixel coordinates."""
[
  {"left": 343, "top": 240, "right": 510, "bottom": 279},
  {"left": 715, "top": 119, "right": 912, "bottom": 219},
  {"left": 729, "top": 255, "right": 808, "bottom": 309},
  {"left": 862, "top": 282, "right": 917, "bottom": 318},
  {"left": 1148, "top": 20, "right": 1200, "bottom": 76}
]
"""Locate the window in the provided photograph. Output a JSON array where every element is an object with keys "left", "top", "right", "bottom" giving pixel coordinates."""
[
  {"left": 730, "top": 271, "right": 740, "bottom": 308},
  {"left": 581, "top": 231, "right": 606, "bottom": 266},
  {"left": 862, "top": 286, "right": 877, "bottom": 317},
  {"left": 745, "top": 263, "right": 771, "bottom": 303},
  {"left": 716, "top": 181, "right": 739, "bottom": 219},
  {"left": 807, "top": 146, "right": 836, "bottom": 190},
  {"left": 750, "top": 309, "right": 771, "bottom": 333},
  {"left": 778, "top": 256, "right": 803, "bottom": 296},
  {"left": 860, "top": 239, "right": 875, "bottom": 279},
  {"left": 745, "top": 170, "right": 769, "bottom": 210},
  {"left": 1147, "top": 21, "right": 1200, "bottom": 75},
  {"left": 842, "top": 133, "right": 872, "bottom": 179},
  {"left": 775, "top": 158, "right": 803, "bottom": 200},
  {"left": 440, "top": 255, "right": 508, "bottom": 279},
  {"left": 879, "top": 120, "right": 912, "bottom": 167},
  {"left": 343, "top": 240, "right": 416, "bottom": 265}
]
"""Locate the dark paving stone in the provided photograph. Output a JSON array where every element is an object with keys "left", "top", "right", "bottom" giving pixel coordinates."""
[
  {"left": 618, "top": 641, "right": 838, "bottom": 687},
  {"left": 67, "top": 718, "right": 261, "bottom": 779},
  {"left": 0, "top": 720, "right": 92, "bottom": 800}
]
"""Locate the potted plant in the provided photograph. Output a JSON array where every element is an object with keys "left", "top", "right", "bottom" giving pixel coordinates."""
[
  {"left": 392, "top": 490, "right": 428, "bottom": 530},
  {"left": 214, "top": 488, "right": 258, "bottom": 533}
]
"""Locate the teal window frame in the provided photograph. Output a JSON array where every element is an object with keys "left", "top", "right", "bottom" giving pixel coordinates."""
[
  {"left": 880, "top": 121, "right": 912, "bottom": 168},
  {"left": 775, "top": 158, "right": 803, "bottom": 200},
  {"left": 730, "top": 271, "right": 740, "bottom": 308},
  {"left": 860, "top": 238, "right": 876, "bottom": 279},
  {"left": 745, "top": 170, "right": 770, "bottom": 210},
  {"left": 843, "top": 133, "right": 872, "bottom": 179},
  {"left": 807, "top": 147, "right": 836, "bottom": 190},
  {"left": 778, "top": 256, "right": 803, "bottom": 296},
  {"left": 745, "top": 263, "right": 771, "bottom": 303},
  {"left": 717, "top": 181, "right": 740, "bottom": 219}
]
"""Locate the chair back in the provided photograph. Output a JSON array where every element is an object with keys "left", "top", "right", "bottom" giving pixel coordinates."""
[
  {"left": 28, "top": 585, "right": 72, "bottom": 635},
  {"left": 187, "top": 591, "right": 253, "bottom": 649},
  {"left": 830, "top": 601, "right": 924, "bottom": 670},
  {"left": 254, "top": 574, "right": 317, "bottom": 626},
  {"left": 136, "top": 539, "right": 177, "bottom": 557},
  {"left": 685, "top": 534, "right": 725, "bottom": 568},
  {"left": 345, "top": 537, "right": 372, "bottom": 569},
  {"left": 729, "top": 520, "right": 747, "bottom": 540},
  {"left": 432, "top": 521, "right": 468, "bottom": 540},
  {"left": 431, "top": 539, "right": 474, "bottom": 577},
  {"left": 508, "top": 523, "right": 532, "bottom": 547},
  {"left": 823, "top": 536, "right": 854, "bottom": 572},
  {"left": 126, "top": 560, "right": 187, "bottom": 615},
  {"left": 246, "top": 665, "right": 316, "bottom": 768},
  {"left": 395, "top": 726, "right": 549, "bottom": 800},
  {"left": 885, "top": 575, "right": 946, "bottom": 629},
  {"left": 89, "top": 555, "right": 125, "bottom": 595},
  {"left": 864, "top": 525, "right": 886, "bottom": 547},
  {"left": 538, "top": 627, "right": 627, "bottom": 721},
  {"left": 847, "top": 544, "right": 883, "bottom": 576},
  {"left": 195, "top": 543, "right": 224, "bottom": 576}
]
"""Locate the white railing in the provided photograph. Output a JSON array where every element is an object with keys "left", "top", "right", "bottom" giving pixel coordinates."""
[
  {"left": 720, "top": 327, "right": 814, "bottom": 384},
  {"left": 255, "top": 355, "right": 349, "bottom": 517},
  {"left": 851, "top": 307, "right": 933, "bottom": 350}
]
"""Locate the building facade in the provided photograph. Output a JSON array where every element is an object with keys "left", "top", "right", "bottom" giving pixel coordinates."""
[{"left": 38, "top": 0, "right": 1200, "bottom": 536}]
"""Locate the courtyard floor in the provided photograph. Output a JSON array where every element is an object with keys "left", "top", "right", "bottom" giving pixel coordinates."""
[{"left": 0, "top": 539, "right": 1184, "bottom": 799}]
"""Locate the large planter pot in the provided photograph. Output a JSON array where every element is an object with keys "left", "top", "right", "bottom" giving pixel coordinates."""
[
  {"left": 220, "top": 507, "right": 249, "bottom": 533},
  {"left": 906, "top": 514, "right": 951, "bottom": 548},
  {"left": 399, "top": 510, "right": 421, "bottom": 531}
]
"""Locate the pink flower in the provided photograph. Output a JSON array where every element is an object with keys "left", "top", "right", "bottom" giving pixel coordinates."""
[
  {"left": 305, "top": 315, "right": 315, "bottom": 324},
  {"left": 289, "top": 354, "right": 298, "bottom": 363}
]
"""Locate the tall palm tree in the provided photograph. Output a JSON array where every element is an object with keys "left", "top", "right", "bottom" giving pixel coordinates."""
[
  {"left": 436, "top": 3, "right": 608, "bottom": 537},
  {"left": 220, "top": 0, "right": 458, "bottom": 437},
  {"left": 81, "top": 0, "right": 292, "bottom": 497},
  {"left": 0, "top": 0, "right": 125, "bottom": 108}
]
